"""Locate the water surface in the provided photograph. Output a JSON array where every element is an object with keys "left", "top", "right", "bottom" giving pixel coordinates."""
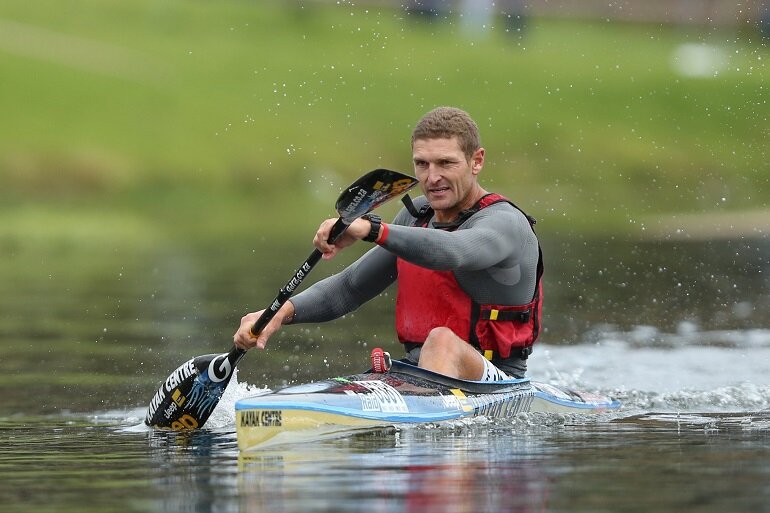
[{"left": 1, "top": 236, "right": 768, "bottom": 512}]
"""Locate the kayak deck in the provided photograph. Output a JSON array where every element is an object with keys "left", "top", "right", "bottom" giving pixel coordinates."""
[{"left": 235, "top": 361, "right": 620, "bottom": 450}]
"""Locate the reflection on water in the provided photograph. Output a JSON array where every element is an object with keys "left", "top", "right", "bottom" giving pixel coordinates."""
[
  {"left": 145, "top": 428, "right": 241, "bottom": 513},
  {"left": 3, "top": 407, "right": 769, "bottom": 513},
  {"left": 1, "top": 236, "right": 768, "bottom": 512},
  {"left": 244, "top": 414, "right": 770, "bottom": 513},
  {"left": 237, "top": 429, "right": 552, "bottom": 513}
]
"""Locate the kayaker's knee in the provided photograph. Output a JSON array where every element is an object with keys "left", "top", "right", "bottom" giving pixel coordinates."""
[
  {"left": 423, "top": 327, "right": 463, "bottom": 353},
  {"left": 420, "top": 327, "right": 483, "bottom": 380}
]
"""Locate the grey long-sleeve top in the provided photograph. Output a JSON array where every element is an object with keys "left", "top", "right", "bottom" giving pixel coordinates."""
[{"left": 290, "top": 195, "right": 540, "bottom": 324}]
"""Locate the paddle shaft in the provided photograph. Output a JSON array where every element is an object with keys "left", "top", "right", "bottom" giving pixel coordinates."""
[
  {"left": 247, "top": 218, "right": 347, "bottom": 338},
  {"left": 245, "top": 167, "right": 417, "bottom": 341}
]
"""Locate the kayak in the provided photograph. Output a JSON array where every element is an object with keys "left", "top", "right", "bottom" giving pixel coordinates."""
[{"left": 235, "top": 359, "right": 621, "bottom": 451}]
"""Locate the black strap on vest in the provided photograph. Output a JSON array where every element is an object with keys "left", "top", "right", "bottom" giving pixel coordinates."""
[
  {"left": 401, "top": 195, "right": 426, "bottom": 219},
  {"left": 402, "top": 194, "right": 537, "bottom": 230}
]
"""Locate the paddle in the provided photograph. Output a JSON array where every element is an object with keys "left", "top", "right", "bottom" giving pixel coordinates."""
[{"left": 145, "top": 168, "right": 418, "bottom": 430}]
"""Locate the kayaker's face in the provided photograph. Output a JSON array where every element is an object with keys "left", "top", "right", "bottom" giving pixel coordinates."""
[{"left": 412, "top": 136, "right": 484, "bottom": 223}]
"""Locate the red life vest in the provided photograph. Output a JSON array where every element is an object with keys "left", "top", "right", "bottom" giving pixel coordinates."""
[{"left": 395, "top": 194, "right": 543, "bottom": 359}]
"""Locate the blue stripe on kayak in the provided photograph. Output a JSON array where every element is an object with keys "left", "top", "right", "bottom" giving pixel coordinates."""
[
  {"left": 534, "top": 391, "right": 622, "bottom": 410},
  {"left": 235, "top": 400, "right": 468, "bottom": 423}
]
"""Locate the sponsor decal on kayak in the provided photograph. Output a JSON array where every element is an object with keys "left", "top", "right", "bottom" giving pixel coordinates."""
[
  {"left": 346, "top": 381, "right": 409, "bottom": 413},
  {"left": 448, "top": 389, "right": 473, "bottom": 412},
  {"left": 442, "top": 391, "right": 463, "bottom": 410},
  {"left": 449, "top": 388, "right": 534, "bottom": 418},
  {"left": 469, "top": 391, "right": 534, "bottom": 418},
  {"left": 240, "top": 410, "right": 283, "bottom": 428}
]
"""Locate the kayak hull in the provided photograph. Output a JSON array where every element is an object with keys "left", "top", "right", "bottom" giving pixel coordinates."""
[{"left": 235, "top": 360, "right": 620, "bottom": 451}]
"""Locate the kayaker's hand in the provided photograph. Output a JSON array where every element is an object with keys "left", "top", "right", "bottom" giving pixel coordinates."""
[
  {"left": 314, "top": 217, "right": 373, "bottom": 260},
  {"left": 233, "top": 301, "right": 295, "bottom": 350}
]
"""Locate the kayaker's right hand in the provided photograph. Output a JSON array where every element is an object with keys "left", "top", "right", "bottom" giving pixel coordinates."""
[
  {"left": 233, "top": 301, "right": 295, "bottom": 351},
  {"left": 314, "top": 217, "right": 373, "bottom": 260}
]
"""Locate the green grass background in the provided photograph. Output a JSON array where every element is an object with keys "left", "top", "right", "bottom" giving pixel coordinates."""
[{"left": 0, "top": 0, "right": 767, "bottom": 245}]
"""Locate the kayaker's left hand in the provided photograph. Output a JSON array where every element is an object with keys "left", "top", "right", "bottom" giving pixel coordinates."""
[
  {"left": 233, "top": 301, "right": 295, "bottom": 351},
  {"left": 314, "top": 217, "right": 373, "bottom": 260}
]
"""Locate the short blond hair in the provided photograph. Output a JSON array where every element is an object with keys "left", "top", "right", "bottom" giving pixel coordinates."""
[{"left": 411, "top": 107, "right": 481, "bottom": 160}]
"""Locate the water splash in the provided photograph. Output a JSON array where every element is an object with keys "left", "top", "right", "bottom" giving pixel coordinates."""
[{"left": 204, "top": 369, "right": 271, "bottom": 429}]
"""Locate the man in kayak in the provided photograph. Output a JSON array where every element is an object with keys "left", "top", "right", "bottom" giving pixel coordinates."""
[{"left": 234, "top": 106, "right": 543, "bottom": 381}]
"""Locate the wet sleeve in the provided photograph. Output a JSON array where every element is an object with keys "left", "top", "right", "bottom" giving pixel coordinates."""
[
  {"left": 380, "top": 205, "right": 529, "bottom": 271},
  {"left": 288, "top": 204, "right": 419, "bottom": 323},
  {"left": 290, "top": 244, "right": 398, "bottom": 324}
]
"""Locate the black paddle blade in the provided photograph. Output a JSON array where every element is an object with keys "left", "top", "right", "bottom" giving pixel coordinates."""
[
  {"left": 336, "top": 169, "right": 418, "bottom": 223},
  {"left": 145, "top": 350, "right": 241, "bottom": 429}
]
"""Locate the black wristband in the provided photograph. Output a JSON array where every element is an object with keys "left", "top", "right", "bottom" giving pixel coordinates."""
[{"left": 361, "top": 214, "right": 382, "bottom": 243}]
